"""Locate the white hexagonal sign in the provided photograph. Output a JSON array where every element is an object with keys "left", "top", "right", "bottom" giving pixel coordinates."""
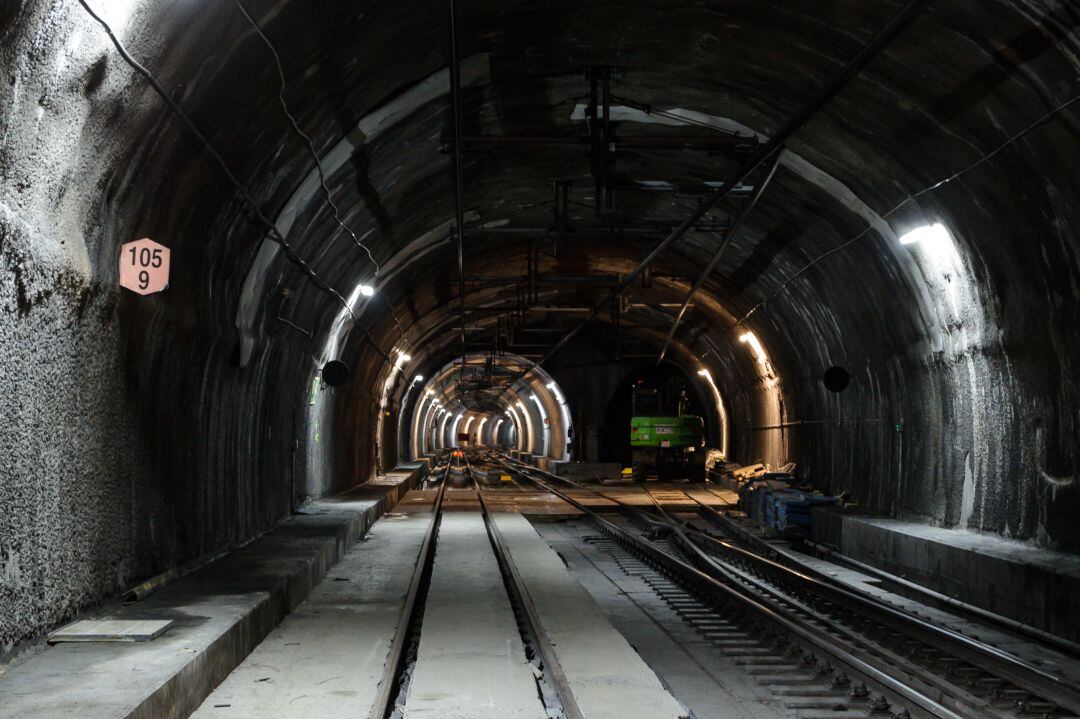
[{"left": 119, "top": 238, "right": 170, "bottom": 295}]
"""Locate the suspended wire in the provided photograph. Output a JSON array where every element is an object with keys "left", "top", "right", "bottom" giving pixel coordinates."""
[
  {"left": 76, "top": 1, "right": 403, "bottom": 363},
  {"left": 74, "top": 0, "right": 356, "bottom": 319},
  {"left": 736, "top": 90, "right": 1080, "bottom": 326},
  {"left": 611, "top": 95, "right": 741, "bottom": 136},
  {"left": 233, "top": 0, "right": 414, "bottom": 344},
  {"left": 232, "top": 0, "right": 380, "bottom": 276}
]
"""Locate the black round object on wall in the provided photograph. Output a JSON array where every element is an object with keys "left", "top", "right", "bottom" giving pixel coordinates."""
[
  {"left": 823, "top": 365, "right": 850, "bottom": 393},
  {"left": 322, "top": 360, "right": 350, "bottom": 387}
]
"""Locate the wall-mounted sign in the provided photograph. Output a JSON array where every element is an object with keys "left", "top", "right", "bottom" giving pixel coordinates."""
[{"left": 120, "top": 238, "right": 170, "bottom": 295}]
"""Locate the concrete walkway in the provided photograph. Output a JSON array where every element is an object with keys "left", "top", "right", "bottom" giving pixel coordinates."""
[
  {"left": 191, "top": 511, "right": 432, "bottom": 718},
  {"left": 493, "top": 513, "right": 688, "bottom": 719},
  {"left": 404, "top": 512, "right": 545, "bottom": 719},
  {"left": 0, "top": 467, "right": 423, "bottom": 719}
]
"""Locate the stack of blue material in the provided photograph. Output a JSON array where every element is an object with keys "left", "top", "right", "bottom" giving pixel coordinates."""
[
  {"left": 737, "top": 472, "right": 837, "bottom": 537},
  {"left": 771, "top": 489, "right": 837, "bottom": 537},
  {"left": 738, "top": 476, "right": 793, "bottom": 521}
]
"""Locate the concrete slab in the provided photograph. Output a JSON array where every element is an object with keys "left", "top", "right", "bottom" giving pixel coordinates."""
[
  {"left": 0, "top": 468, "right": 422, "bottom": 719},
  {"left": 190, "top": 511, "right": 432, "bottom": 718},
  {"left": 404, "top": 513, "right": 544, "bottom": 719},
  {"left": 47, "top": 619, "right": 174, "bottom": 643},
  {"left": 533, "top": 521, "right": 781, "bottom": 719},
  {"left": 812, "top": 511, "right": 1080, "bottom": 643},
  {"left": 492, "top": 513, "right": 688, "bottom": 719}
]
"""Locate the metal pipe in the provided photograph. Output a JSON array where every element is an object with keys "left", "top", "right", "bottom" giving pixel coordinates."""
[
  {"left": 447, "top": 0, "right": 467, "bottom": 366},
  {"left": 657, "top": 148, "right": 785, "bottom": 363},
  {"left": 518, "top": 0, "right": 926, "bottom": 382}
]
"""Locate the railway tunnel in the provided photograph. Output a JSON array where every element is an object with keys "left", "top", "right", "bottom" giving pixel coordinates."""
[{"left": 3, "top": 0, "right": 1080, "bottom": 716}]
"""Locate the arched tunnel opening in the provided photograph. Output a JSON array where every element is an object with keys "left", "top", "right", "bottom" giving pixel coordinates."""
[
  {"left": 3, "top": 1, "right": 1080, "bottom": 716},
  {"left": 600, "top": 361, "right": 710, "bottom": 468}
]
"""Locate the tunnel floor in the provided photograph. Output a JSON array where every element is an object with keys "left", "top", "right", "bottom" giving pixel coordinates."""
[{"left": 2, "top": 453, "right": 1079, "bottom": 719}]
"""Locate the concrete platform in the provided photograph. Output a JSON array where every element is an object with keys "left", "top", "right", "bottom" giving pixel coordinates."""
[
  {"left": 812, "top": 510, "right": 1080, "bottom": 644},
  {"left": 190, "top": 510, "right": 432, "bottom": 717},
  {"left": 492, "top": 513, "right": 688, "bottom": 719},
  {"left": 404, "top": 512, "right": 544, "bottom": 719},
  {"left": 0, "top": 467, "right": 423, "bottom": 719}
]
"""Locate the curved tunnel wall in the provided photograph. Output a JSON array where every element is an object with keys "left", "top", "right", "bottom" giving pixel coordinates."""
[
  {"left": 403, "top": 353, "right": 571, "bottom": 461},
  {"left": 2, "top": 0, "right": 1080, "bottom": 656}
]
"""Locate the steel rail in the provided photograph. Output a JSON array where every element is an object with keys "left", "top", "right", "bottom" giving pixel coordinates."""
[
  {"left": 506, "top": 457, "right": 1080, "bottom": 716},
  {"left": 676, "top": 495, "right": 1080, "bottom": 713},
  {"left": 497, "top": 458, "right": 964, "bottom": 719},
  {"left": 680, "top": 527, "right": 1080, "bottom": 716},
  {"left": 369, "top": 458, "right": 452, "bottom": 719},
  {"left": 656, "top": 148, "right": 785, "bottom": 364},
  {"left": 465, "top": 455, "right": 584, "bottom": 719},
  {"left": 685, "top": 496, "right": 1080, "bottom": 661},
  {"left": 636, "top": 495, "right": 1011, "bottom": 718},
  {"left": 801, "top": 538, "right": 1080, "bottom": 660}
]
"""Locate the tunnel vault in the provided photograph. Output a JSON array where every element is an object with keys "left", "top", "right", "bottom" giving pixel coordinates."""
[{"left": 2, "top": 0, "right": 1080, "bottom": 654}]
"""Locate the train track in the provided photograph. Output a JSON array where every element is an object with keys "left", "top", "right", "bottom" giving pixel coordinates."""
[
  {"left": 497, "top": 455, "right": 1080, "bottom": 719},
  {"left": 369, "top": 452, "right": 575, "bottom": 719}
]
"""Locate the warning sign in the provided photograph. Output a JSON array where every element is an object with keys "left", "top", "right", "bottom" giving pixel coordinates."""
[{"left": 120, "top": 238, "right": 170, "bottom": 295}]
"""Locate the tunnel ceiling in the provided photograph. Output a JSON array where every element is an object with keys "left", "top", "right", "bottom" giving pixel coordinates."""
[{"left": 13, "top": 0, "right": 1072, "bottom": 378}]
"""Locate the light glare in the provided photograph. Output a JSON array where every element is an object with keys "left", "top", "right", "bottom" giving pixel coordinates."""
[
  {"left": 359, "top": 284, "right": 376, "bottom": 297},
  {"left": 898, "top": 223, "right": 949, "bottom": 246}
]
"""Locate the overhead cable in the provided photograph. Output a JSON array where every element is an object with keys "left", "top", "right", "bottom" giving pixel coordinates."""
[
  {"left": 736, "top": 90, "right": 1080, "bottom": 326},
  {"left": 75, "top": 0, "right": 355, "bottom": 318}
]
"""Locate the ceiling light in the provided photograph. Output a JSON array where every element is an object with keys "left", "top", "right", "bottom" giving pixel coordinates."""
[
  {"left": 359, "top": 284, "right": 375, "bottom": 297},
  {"left": 739, "top": 332, "right": 768, "bottom": 366},
  {"left": 413, "top": 375, "right": 424, "bottom": 383},
  {"left": 898, "top": 223, "right": 949, "bottom": 246},
  {"left": 399, "top": 352, "right": 412, "bottom": 362}
]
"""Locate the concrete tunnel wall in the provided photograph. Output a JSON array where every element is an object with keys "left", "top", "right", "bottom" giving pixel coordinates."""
[{"left": 2, "top": 0, "right": 1080, "bottom": 656}]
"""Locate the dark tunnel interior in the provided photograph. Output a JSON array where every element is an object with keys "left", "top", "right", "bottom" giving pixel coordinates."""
[{"left": 2, "top": 0, "right": 1080, "bottom": 715}]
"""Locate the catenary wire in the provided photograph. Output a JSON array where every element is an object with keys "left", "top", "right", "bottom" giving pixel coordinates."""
[{"left": 736, "top": 91, "right": 1080, "bottom": 325}]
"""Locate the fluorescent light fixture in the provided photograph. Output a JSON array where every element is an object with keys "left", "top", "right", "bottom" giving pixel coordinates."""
[
  {"left": 359, "top": 284, "right": 375, "bottom": 297},
  {"left": 739, "top": 332, "right": 768, "bottom": 366},
  {"left": 898, "top": 223, "right": 949, "bottom": 246}
]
